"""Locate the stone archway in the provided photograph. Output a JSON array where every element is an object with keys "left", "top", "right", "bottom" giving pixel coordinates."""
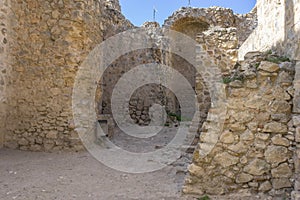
[
  {"left": 170, "top": 17, "right": 210, "bottom": 38},
  {"left": 94, "top": 18, "right": 218, "bottom": 155},
  {"left": 73, "top": 26, "right": 227, "bottom": 173},
  {"left": 167, "top": 16, "right": 212, "bottom": 152}
]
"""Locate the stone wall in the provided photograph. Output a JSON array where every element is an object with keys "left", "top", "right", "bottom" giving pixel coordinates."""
[
  {"left": 162, "top": 8, "right": 242, "bottom": 136},
  {"left": 239, "top": 0, "right": 300, "bottom": 60},
  {"left": 196, "top": 27, "right": 238, "bottom": 75},
  {"left": 164, "top": 7, "right": 257, "bottom": 47},
  {"left": 0, "top": 0, "right": 8, "bottom": 147},
  {"left": 164, "top": 7, "right": 236, "bottom": 29},
  {"left": 184, "top": 52, "right": 295, "bottom": 198},
  {"left": 4, "top": 0, "right": 130, "bottom": 151},
  {"left": 1, "top": 0, "right": 299, "bottom": 198},
  {"left": 292, "top": 61, "right": 300, "bottom": 199},
  {"left": 0, "top": 2, "right": 258, "bottom": 152},
  {"left": 97, "top": 21, "right": 199, "bottom": 127},
  {"left": 104, "top": 0, "right": 121, "bottom": 11},
  {"left": 97, "top": 48, "right": 174, "bottom": 126},
  {"left": 235, "top": 7, "right": 257, "bottom": 47},
  {"left": 237, "top": 0, "right": 300, "bottom": 198}
]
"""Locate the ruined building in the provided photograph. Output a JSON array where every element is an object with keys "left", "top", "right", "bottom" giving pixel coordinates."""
[{"left": 0, "top": 0, "right": 299, "bottom": 198}]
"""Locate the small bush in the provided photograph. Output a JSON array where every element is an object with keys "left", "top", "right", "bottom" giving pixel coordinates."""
[
  {"left": 263, "top": 49, "right": 291, "bottom": 64},
  {"left": 222, "top": 75, "right": 244, "bottom": 84},
  {"left": 266, "top": 56, "right": 290, "bottom": 64},
  {"left": 197, "top": 195, "right": 211, "bottom": 200},
  {"left": 265, "top": 49, "right": 272, "bottom": 55},
  {"left": 167, "top": 112, "right": 181, "bottom": 121},
  {"left": 222, "top": 76, "right": 232, "bottom": 84}
]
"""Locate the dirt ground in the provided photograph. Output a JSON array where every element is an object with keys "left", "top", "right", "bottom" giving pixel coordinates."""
[
  {"left": 0, "top": 148, "right": 192, "bottom": 200},
  {"left": 0, "top": 127, "right": 276, "bottom": 200},
  {"left": 0, "top": 148, "right": 278, "bottom": 200}
]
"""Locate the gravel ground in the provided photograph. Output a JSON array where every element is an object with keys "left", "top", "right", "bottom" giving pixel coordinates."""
[
  {"left": 0, "top": 148, "right": 196, "bottom": 200},
  {"left": 0, "top": 148, "right": 277, "bottom": 200},
  {"left": 0, "top": 125, "right": 277, "bottom": 200}
]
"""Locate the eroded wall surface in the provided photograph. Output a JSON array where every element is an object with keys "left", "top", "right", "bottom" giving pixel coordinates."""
[
  {"left": 0, "top": 0, "right": 8, "bottom": 147},
  {"left": 1, "top": 0, "right": 299, "bottom": 197},
  {"left": 164, "top": 7, "right": 257, "bottom": 48},
  {"left": 239, "top": 0, "right": 300, "bottom": 60},
  {"left": 4, "top": 0, "right": 131, "bottom": 151},
  {"left": 184, "top": 52, "right": 295, "bottom": 197}
]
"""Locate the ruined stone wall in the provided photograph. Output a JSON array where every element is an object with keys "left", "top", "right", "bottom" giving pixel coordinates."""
[
  {"left": 0, "top": 0, "right": 8, "bottom": 147},
  {"left": 236, "top": 1, "right": 300, "bottom": 197},
  {"left": 97, "top": 22, "right": 198, "bottom": 127},
  {"left": 97, "top": 8, "right": 240, "bottom": 131},
  {"left": 164, "top": 6, "right": 258, "bottom": 74},
  {"left": 239, "top": 0, "right": 300, "bottom": 60},
  {"left": 97, "top": 48, "right": 171, "bottom": 126},
  {"left": 184, "top": 52, "right": 295, "bottom": 198},
  {"left": 4, "top": 0, "right": 130, "bottom": 151},
  {"left": 104, "top": 0, "right": 121, "bottom": 11},
  {"left": 292, "top": 61, "right": 300, "bottom": 199},
  {"left": 164, "top": 7, "right": 236, "bottom": 29},
  {"left": 196, "top": 27, "right": 238, "bottom": 75},
  {"left": 235, "top": 7, "right": 257, "bottom": 47},
  {"left": 194, "top": 26, "right": 239, "bottom": 136},
  {"left": 1, "top": 0, "right": 299, "bottom": 197},
  {"left": 164, "top": 7, "right": 257, "bottom": 48}
]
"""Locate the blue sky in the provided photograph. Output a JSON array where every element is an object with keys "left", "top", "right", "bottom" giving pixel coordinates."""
[{"left": 119, "top": 0, "right": 256, "bottom": 26}]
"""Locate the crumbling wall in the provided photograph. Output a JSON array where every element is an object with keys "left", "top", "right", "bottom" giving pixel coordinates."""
[
  {"left": 235, "top": 7, "right": 257, "bottom": 47},
  {"left": 164, "top": 6, "right": 257, "bottom": 48},
  {"left": 164, "top": 7, "right": 237, "bottom": 29},
  {"left": 4, "top": 0, "right": 130, "bottom": 151},
  {"left": 196, "top": 27, "right": 238, "bottom": 75},
  {"left": 104, "top": 0, "right": 121, "bottom": 11},
  {"left": 239, "top": 0, "right": 300, "bottom": 60},
  {"left": 0, "top": 0, "right": 8, "bottom": 147},
  {"left": 97, "top": 22, "right": 197, "bottom": 127},
  {"left": 237, "top": 0, "right": 300, "bottom": 198},
  {"left": 163, "top": 7, "right": 242, "bottom": 136},
  {"left": 292, "top": 61, "right": 300, "bottom": 199},
  {"left": 97, "top": 48, "right": 174, "bottom": 126},
  {"left": 184, "top": 52, "right": 295, "bottom": 198}
]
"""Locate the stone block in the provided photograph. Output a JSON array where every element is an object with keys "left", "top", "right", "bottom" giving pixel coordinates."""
[
  {"left": 243, "top": 159, "right": 270, "bottom": 176},
  {"left": 236, "top": 173, "right": 253, "bottom": 183},
  {"left": 294, "top": 116, "right": 300, "bottom": 127},
  {"left": 264, "top": 146, "right": 288, "bottom": 165},
  {"left": 258, "top": 181, "right": 272, "bottom": 192},
  {"left": 258, "top": 61, "right": 280, "bottom": 73},
  {"left": 296, "top": 127, "right": 300, "bottom": 143},
  {"left": 271, "top": 135, "right": 290, "bottom": 146},
  {"left": 214, "top": 152, "right": 239, "bottom": 168},
  {"left": 272, "top": 178, "right": 291, "bottom": 189},
  {"left": 263, "top": 122, "right": 287, "bottom": 133},
  {"left": 293, "top": 93, "right": 300, "bottom": 114},
  {"left": 271, "top": 163, "right": 292, "bottom": 178}
]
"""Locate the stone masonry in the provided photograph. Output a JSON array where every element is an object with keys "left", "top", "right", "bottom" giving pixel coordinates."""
[
  {"left": 0, "top": 0, "right": 300, "bottom": 198},
  {"left": 3, "top": 0, "right": 131, "bottom": 151},
  {"left": 0, "top": 0, "right": 8, "bottom": 147},
  {"left": 184, "top": 51, "right": 296, "bottom": 198},
  {"left": 239, "top": 0, "right": 300, "bottom": 60}
]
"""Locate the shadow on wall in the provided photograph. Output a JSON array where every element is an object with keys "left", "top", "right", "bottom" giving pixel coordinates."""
[
  {"left": 239, "top": 0, "right": 299, "bottom": 61},
  {"left": 95, "top": 48, "right": 206, "bottom": 127},
  {"left": 271, "top": 0, "right": 299, "bottom": 60},
  {"left": 252, "top": 0, "right": 300, "bottom": 60},
  {"left": 281, "top": 0, "right": 299, "bottom": 60}
]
